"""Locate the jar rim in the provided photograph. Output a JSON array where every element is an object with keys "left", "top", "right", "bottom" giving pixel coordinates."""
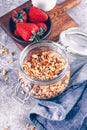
[{"left": 19, "top": 40, "right": 69, "bottom": 86}]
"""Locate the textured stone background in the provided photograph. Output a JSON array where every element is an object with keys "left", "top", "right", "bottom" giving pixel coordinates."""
[{"left": 0, "top": 0, "right": 87, "bottom": 129}]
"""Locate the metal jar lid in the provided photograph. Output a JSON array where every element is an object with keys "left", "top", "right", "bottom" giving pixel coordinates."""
[{"left": 59, "top": 27, "right": 87, "bottom": 56}]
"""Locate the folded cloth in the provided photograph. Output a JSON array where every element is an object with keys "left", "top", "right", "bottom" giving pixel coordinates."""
[{"left": 29, "top": 59, "right": 87, "bottom": 130}]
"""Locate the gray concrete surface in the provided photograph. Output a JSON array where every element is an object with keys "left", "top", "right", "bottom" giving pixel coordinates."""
[{"left": 0, "top": 0, "right": 87, "bottom": 129}]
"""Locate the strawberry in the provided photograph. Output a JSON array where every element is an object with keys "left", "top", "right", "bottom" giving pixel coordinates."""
[
  {"left": 12, "top": 8, "right": 27, "bottom": 23},
  {"left": 14, "top": 29, "right": 20, "bottom": 37},
  {"left": 28, "top": 6, "right": 48, "bottom": 22},
  {"left": 35, "top": 22, "right": 47, "bottom": 35},
  {"left": 16, "top": 23, "right": 39, "bottom": 41}
]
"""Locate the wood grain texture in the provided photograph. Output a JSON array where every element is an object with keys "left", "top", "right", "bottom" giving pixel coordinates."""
[{"left": 0, "top": 0, "right": 81, "bottom": 50}]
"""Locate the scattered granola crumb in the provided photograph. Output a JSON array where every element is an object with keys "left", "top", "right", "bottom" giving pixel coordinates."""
[
  {"left": 0, "top": 45, "right": 13, "bottom": 56},
  {"left": 4, "top": 126, "right": 9, "bottom": 130},
  {"left": 31, "top": 127, "right": 35, "bottom": 130},
  {"left": 0, "top": 45, "right": 4, "bottom": 49},
  {"left": 25, "top": 123, "right": 30, "bottom": 130},
  {"left": 2, "top": 48, "right": 9, "bottom": 54},
  {"left": 5, "top": 77, "right": 9, "bottom": 81},
  {"left": 9, "top": 59, "right": 13, "bottom": 63},
  {"left": 2, "top": 70, "right": 7, "bottom": 76},
  {"left": 0, "top": 51, "right": 3, "bottom": 55},
  {"left": 9, "top": 52, "right": 13, "bottom": 56}
]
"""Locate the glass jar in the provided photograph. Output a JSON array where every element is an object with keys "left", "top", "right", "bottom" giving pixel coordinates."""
[{"left": 18, "top": 40, "right": 70, "bottom": 100}]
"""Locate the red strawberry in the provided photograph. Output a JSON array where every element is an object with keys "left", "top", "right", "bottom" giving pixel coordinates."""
[
  {"left": 14, "top": 29, "right": 20, "bottom": 37},
  {"left": 28, "top": 6, "right": 48, "bottom": 22},
  {"left": 16, "top": 23, "right": 39, "bottom": 41},
  {"left": 12, "top": 8, "right": 27, "bottom": 23},
  {"left": 35, "top": 22, "right": 47, "bottom": 35}
]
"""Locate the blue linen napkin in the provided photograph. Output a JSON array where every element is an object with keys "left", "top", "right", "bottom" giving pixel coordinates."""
[{"left": 29, "top": 59, "right": 87, "bottom": 130}]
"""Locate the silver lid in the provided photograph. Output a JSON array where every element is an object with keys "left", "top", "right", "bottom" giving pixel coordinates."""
[{"left": 59, "top": 27, "right": 87, "bottom": 56}]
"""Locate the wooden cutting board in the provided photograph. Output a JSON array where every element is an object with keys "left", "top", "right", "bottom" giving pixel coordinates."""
[{"left": 0, "top": 0, "right": 81, "bottom": 50}]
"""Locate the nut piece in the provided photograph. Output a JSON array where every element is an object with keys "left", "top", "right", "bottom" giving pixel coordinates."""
[
  {"left": 5, "top": 77, "right": 9, "bottom": 81},
  {"left": 47, "top": 52, "right": 55, "bottom": 57},
  {"left": 32, "top": 54, "right": 38, "bottom": 59}
]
